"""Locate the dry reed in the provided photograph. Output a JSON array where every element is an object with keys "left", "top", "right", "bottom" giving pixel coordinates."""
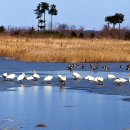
[{"left": 0, "top": 35, "right": 130, "bottom": 62}]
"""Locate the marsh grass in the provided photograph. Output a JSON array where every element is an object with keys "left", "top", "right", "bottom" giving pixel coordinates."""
[{"left": 0, "top": 35, "right": 130, "bottom": 62}]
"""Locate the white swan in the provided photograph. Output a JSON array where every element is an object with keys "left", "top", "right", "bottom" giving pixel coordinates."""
[
  {"left": 33, "top": 70, "right": 40, "bottom": 80},
  {"left": 17, "top": 73, "right": 26, "bottom": 83},
  {"left": 107, "top": 74, "right": 116, "bottom": 79},
  {"left": 97, "top": 77, "right": 104, "bottom": 85},
  {"left": 72, "top": 72, "right": 82, "bottom": 79},
  {"left": 85, "top": 75, "right": 95, "bottom": 81},
  {"left": 94, "top": 77, "right": 104, "bottom": 85},
  {"left": 58, "top": 74, "right": 66, "bottom": 84},
  {"left": 44, "top": 75, "right": 53, "bottom": 83},
  {"left": 93, "top": 77, "right": 98, "bottom": 82},
  {"left": 120, "top": 78, "right": 127, "bottom": 83},
  {"left": 114, "top": 78, "right": 127, "bottom": 86},
  {"left": 26, "top": 76, "right": 34, "bottom": 81},
  {"left": 7, "top": 73, "right": 16, "bottom": 81}
]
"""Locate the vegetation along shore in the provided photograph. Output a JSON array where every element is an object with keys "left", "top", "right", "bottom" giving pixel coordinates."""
[{"left": 0, "top": 35, "right": 130, "bottom": 63}]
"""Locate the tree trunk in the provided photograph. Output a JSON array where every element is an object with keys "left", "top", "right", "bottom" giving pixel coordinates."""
[
  {"left": 51, "top": 15, "right": 53, "bottom": 31},
  {"left": 113, "top": 24, "right": 115, "bottom": 29},
  {"left": 119, "top": 23, "right": 120, "bottom": 30},
  {"left": 44, "top": 12, "right": 46, "bottom": 31},
  {"left": 119, "top": 23, "right": 121, "bottom": 39},
  {"left": 38, "top": 18, "right": 40, "bottom": 32},
  {"left": 107, "top": 21, "right": 110, "bottom": 29}
]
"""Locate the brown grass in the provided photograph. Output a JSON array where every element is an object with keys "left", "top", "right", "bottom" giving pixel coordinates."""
[{"left": 0, "top": 35, "right": 130, "bottom": 62}]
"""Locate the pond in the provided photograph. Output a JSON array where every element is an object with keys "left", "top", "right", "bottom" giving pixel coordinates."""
[{"left": 0, "top": 57, "right": 130, "bottom": 130}]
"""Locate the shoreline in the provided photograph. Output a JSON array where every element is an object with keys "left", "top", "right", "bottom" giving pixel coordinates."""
[
  {"left": 0, "top": 35, "right": 130, "bottom": 63},
  {"left": 3, "top": 56, "right": 130, "bottom": 63}
]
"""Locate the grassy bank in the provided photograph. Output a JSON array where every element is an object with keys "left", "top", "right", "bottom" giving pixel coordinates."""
[{"left": 0, "top": 35, "right": 130, "bottom": 62}]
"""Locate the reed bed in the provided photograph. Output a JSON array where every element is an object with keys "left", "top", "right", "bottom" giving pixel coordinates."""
[{"left": 0, "top": 35, "right": 130, "bottom": 62}]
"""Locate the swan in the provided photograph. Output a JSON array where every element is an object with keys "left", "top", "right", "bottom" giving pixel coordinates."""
[
  {"left": 93, "top": 77, "right": 98, "bottom": 82},
  {"left": 7, "top": 73, "right": 16, "bottom": 81},
  {"left": 107, "top": 74, "right": 116, "bottom": 79},
  {"left": 44, "top": 75, "right": 53, "bottom": 83},
  {"left": 114, "top": 78, "right": 127, "bottom": 86},
  {"left": 58, "top": 74, "right": 66, "bottom": 85},
  {"left": 120, "top": 78, "right": 127, "bottom": 83},
  {"left": 85, "top": 75, "right": 95, "bottom": 81},
  {"left": 97, "top": 77, "right": 104, "bottom": 85},
  {"left": 26, "top": 76, "right": 34, "bottom": 81},
  {"left": 33, "top": 70, "right": 40, "bottom": 80},
  {"left": 2, "top": 73, "right": 8, "bottom": 81},
  {"left": 94, "top": 77, "right": 104, "bottom": 85},
  {"left": 72, "top": 72, "right": 82, "bottom": 79},
  {"left": 17, "top": 73, "right": 26, "bottom": 83}
]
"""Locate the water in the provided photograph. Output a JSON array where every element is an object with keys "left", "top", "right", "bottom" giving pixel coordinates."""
[{"left": 0, "top": 57, "right": 130, "bottom": 130}]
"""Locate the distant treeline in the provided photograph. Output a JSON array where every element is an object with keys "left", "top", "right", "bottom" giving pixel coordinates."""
[{"left": 0, "top": 24, "right": 130, "bottom": 40}]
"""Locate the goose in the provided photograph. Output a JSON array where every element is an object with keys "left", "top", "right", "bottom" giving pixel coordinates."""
[
  {"left": 126, "top": 64, "right": 130, "bottom": 70},
  {"left": 120, "top": 65, "right": 123, "bottom": 68},
  {"left": 107, "top": 74, "right": 116, "bottom": 79},
  {"left": 72, "top": 72, "right": 82, "bottom": 79},
  {"left": 66, "top": 66, "right": 73, "bottom": 72},
  {"left": 82, "top": 64, "right": 86, "bottom": 69},
  {"left": 44, "top": 75, "right": 53, "bottom": 84},
  {"left": 85, "top": 75, "right": 95, "bottom": 81},
  {"left": 103, "top": 65, "right": 109, "bottom": 71},
  {"left": 7, "top": 73, "right": 16, "bottom": 81},
  {"left": 2, "top": 73, "right": 8, "bottom": 81},
  {"left": 58, "top": 74, "right": 66, "bottom": 85},
  {"left": 71, "top": 63, "right": 79, "bottom": 67},
  {"left": 33, "top": 70, "right": 40, "bottom": 80},
  {"left": 90, "top": 64, "right": 98, "bottom": 70},
  {"left": 17, "top": 73, "right": 26, "bottom": 83}
]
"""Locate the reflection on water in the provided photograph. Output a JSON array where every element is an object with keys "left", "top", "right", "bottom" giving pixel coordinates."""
[
  {"left": 59, "top": 84, "right": 65, "bottom": 91},
  {"left": 44, "top": 85, "right": 53, "bottom": 94},
  {"left": 32, "top": 86, "right": 39, "bottom": 95},
  {"left": 17, "top": 84, "right": 26, "bottom": 96}
]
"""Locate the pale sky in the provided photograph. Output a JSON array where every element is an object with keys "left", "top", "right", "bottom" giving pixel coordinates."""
[{"left": 0, "top": 0, "right": 129, "bottom": 30}]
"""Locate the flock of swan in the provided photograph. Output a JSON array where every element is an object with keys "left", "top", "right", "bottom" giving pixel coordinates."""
[
  {"left": 1, "top": 63, "right": 130, "bottom": 86},
  {"left": 1, "top": 68, "right": 130, "bottom": 86},
  {"left": 2, "top": 70, "right": 66, "bottom": 85}
]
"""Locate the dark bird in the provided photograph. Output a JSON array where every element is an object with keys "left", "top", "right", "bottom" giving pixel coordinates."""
[
  {"left": 120, "top": 65, "right": 123, "bottom": 68},
  {"left": 82, "top": 64, "right": 86, "bottom": 69},
  {"left": 103, "top": 65, "right": 109, "bottom": 71},
  {"left": 66, "top": 66, "right": 73, "bottom": 72},
  {"left": 126, "top": 64, "right": 130, "bottom": 70}
]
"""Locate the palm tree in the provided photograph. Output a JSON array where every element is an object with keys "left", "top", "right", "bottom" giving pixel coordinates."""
[
  {"left": 114, "top": 13, "right": 124, "bottom": 30},
  {"left": 48, "top": 4, "right": 58, "bottom": 31},
  {"left": 110, "top": 16, "right": 117, "bottom": 29},
  {"left": 40, "top": 2, "right": 49, "bottom": 31},
  {"left": 34, "top": 4, "right": 42, "bottom": 31},
  {"left": 105, "top": 16, "right": 111, "bottom": 29}
]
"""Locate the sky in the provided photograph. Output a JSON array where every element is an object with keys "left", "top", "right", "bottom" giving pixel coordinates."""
[{"left": 0, "top": 0, "right": 129, "bottom": 30}]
